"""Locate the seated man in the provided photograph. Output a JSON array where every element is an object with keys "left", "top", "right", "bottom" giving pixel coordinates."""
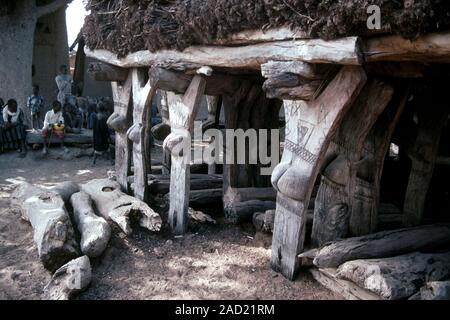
[
  {"left": 63, "top": 101, "right": 82, "bottom": 133},
  {"left": 2, "top": 99, "right": 27, "bottom": 157},
  {"left": 42, "top": 101, "right": 66, "bottom": 154}
]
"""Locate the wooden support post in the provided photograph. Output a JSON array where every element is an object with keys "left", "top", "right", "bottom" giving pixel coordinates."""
[
  {"left": 270, "top": 66, "right": 367, "bottom": 280},
  {"left": 203, "top": 95, "right": 221, "bottom": 131},
  {"left": 164, "top": 75, "right": 206, "bottom": 234},
  {"left": 357, "top": 85, "right": 410, "bottom": 233},
  {"left": 204, "top": 95, "right": 221, "bottom": 174},
  {"left": 127, "top": 68, "right": 157, "bottom": 201},
  {"left": 107, "top": 73, "right": 133, "bottom": 192},
  {"left": 311, "top": 79, "right": 394, "bottom": 246},
  {"left": 403, "top": 100, "right": 450, "bottom": 227}
]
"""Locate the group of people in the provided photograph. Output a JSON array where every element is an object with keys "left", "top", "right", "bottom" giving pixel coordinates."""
[{"left": 0, "top": 65, "right": 113, "bottom": 157}]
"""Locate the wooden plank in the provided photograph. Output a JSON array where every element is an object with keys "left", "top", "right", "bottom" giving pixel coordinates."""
[
  {"left": 165, "top": 75, "right": 206, "bottom": 234},
  {"left": 107, "top": 74, "right": 133, "bottom": 192},
  {"left": 86, "top": 36, "right": 363, "bottom": 70},
  {"left": 128, "top": 68, "right": 157, "bottom": 202},
  {"left": 309, "top": 267, "right": 381, "bottom": 300},
  {"left": 311, "top": 79, "right": 394, "bottom": 245},
  {"left": 270, "top": 66, "right": 367, "bottom": 280}
]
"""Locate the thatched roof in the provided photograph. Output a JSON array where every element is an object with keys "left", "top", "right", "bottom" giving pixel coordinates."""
[{"left": 83, "top": 0, "right": 450, "bottom": 58}]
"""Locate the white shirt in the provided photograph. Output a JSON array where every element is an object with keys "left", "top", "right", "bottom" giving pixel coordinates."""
[{"left": 43, "top": 110, "right": 64, "bottom": 128}]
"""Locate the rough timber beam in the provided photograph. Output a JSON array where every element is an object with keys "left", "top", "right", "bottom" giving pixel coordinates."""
[
  {"left": 149, "top": 67, "right": 240, "bottom": 96},
  {"left": 365, "top": 31, "right": 450, "bottom": 63},
  {"left": 86, "top": 36, "right": 363, "bottom": 70},
  {"left": 270, "top": 66, "right": 367, "bottom": 280}
]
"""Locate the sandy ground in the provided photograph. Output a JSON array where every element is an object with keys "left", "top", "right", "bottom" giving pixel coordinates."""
[{"left": 0, "top": 146, "right": 341, "bottom": 300}]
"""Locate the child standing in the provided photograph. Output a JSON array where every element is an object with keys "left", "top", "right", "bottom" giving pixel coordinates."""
[{"left": 27, "top": 85, "right": 44, "bottom": 130}]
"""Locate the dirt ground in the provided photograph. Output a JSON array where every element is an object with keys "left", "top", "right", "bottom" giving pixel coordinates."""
[{"left": 0, "top": 146, "right": 341, "bottom": 300}]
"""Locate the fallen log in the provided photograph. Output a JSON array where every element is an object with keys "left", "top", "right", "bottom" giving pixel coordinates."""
[
  {"left": 301, "top": 224, "right": 450, "bottom": 268},
  {"left": 81, "top": 179, "right": 162, "bottom": 235},
  {"left": 43, "top": 256, "right": 92, "bottom": 300},
  {"left": 70, "top": 192, "right": 111, "bottom": 258},
  {"left": 225, "top": 200, "right": 276, "bottom": 224},
  {"left": 336, "top": 252, "right": 450, "bottom": 300},
  {"left": 11, "top": 183, "right": 80, "bottom": 272},
  {"left": 409, "top": 281, "right": 450, "bottom": 300}
]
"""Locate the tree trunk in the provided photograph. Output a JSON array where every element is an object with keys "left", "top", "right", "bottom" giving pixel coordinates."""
[
  {"left": 336, "top": 252, "right": 450, "bottom": 300},
  {"left": 0, "top": 0, "right": 69, "bottom": 123},
  {"left": 410, "top": 281, "right": 450, "bottom": 300},
  {"left": 0, "top": 3, "right": 36, "bottom": 120},
  {"left": 81, "top": 179, "right": 162, "bottom": 235},
  {"left": 70, "top": 192, "right": 111, "bottom": 258},
  {"left": 11, "top": 182, "right": 80, "bottom": 272}
]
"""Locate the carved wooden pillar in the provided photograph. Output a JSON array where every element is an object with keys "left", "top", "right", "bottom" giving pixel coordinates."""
[
  {"left": 127, "top": 68, "right": 157, "bottom": 202},
  {"left": 356, "top": 85, "right": 410, "bottom": 233},
  {"left": 164, "top": 76, "right": 206, "bottom": 234},
  {"left": 311, "top": 79, "right": 394, "bottom": 246},
  {"left": 107, "top": 72, "right": 132, "bottom": 192},
  {"left": 403, "top": 95, "right": 450, "bottom": 227},
  {"left": 268, "top": 66, "right": 366, "bottom": 279}
]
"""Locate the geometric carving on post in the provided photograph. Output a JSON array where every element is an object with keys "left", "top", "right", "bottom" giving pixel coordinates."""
[
  {"left": 107, "top": 72, "right": 132, "bottom": 192},
  {"left": 127, "top": 68, "right": 157, "bottom": 202},
  {"left": 164, "top": 75, "right": 206, "bottom": 234},
  {"left": 312, "top": 79, "right": 394, "bottom": 246},
  {"left": 270, "top": 66, "right": 367, "bottom": 280},
  {"left": 403, "top": 94, "right": 450, "bottom": 227}
]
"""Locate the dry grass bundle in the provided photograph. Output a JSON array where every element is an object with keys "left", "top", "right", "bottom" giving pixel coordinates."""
[{"left": 82, "top": 0, "right": 450, "bottom": 57}]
